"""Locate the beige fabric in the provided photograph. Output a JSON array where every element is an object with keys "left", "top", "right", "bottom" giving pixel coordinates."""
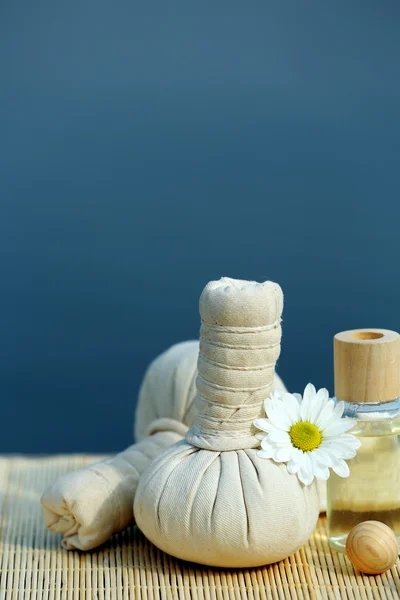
[
  {"left": 40, "top": 342, "right": 197, "bottom": 551},
  {"left": 136, "top": 339, "right": 287, "bottom": 442},
  {"left": 41, "top": 430, "right": 182, "bottom": 550},
  {"left": 134, "top": 278, "right": 320, "bottom": 568},
  {"left": 134, "top": 340, "right": 200, "bottom": 442},
  {"left": 41, "top": 339, "right": 288, "bottom": 551}
]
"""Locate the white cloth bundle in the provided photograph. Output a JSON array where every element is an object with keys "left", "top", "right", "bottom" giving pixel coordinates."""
[
  {"left": 134, "top": 278, "right": 320, "bottom": 568},
  {"left": 41, "top": 341, "right": 196, "bottom": 550},
  {"left": 41, "top": 339, "right": 288, "bottom": 550},
  {"left": 41, "top": 431, "right": 182, "bottom": 550}
]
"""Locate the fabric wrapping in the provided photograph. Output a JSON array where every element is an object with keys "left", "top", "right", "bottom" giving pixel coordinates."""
[
  {"left": 41, "top": 430, "right": 183, "bottom": 550},
  {"left": 134, "top": 278, "right": 320, "bottom": 568},
  {"left": 40, "top": 338, "right": 286, "bottom": 551}
]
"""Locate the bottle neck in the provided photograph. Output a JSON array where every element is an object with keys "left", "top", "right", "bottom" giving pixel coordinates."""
[{"left": 335, "top": 396, "right": 400, "bottom": 421}]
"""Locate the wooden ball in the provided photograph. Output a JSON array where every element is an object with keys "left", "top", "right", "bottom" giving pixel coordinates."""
[{"left": 345, "top": 521, "right": 398, "bottom": 575}]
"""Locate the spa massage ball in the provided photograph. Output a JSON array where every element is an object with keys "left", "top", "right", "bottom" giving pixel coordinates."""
[{"left": 345, "top": 521, "right": 398, "bottom": 575}]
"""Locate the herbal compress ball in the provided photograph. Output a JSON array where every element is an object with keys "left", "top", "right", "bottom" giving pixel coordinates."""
[{"left": 134, "top": 278, "right": 320, "bottom": 568}]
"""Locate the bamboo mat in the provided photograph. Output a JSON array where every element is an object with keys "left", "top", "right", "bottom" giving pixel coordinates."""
[{"left": 0, "top": 457, "right": 399, "bottom": 600}]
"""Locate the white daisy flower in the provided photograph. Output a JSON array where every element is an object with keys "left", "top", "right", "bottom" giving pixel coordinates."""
[{"left": 254, "top": 383, "right": 361, "bottom": 486}]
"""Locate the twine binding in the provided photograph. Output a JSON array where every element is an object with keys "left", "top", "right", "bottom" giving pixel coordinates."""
[{"left": 186, "top": 317, "right": 280, "bottom": 451}]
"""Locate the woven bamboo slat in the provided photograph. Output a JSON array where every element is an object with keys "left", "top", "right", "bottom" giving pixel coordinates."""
[{"left": 0, "top": 456, "right": 399, "bottom": 599}]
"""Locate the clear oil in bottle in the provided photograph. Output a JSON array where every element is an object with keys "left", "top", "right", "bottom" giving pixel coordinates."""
[{"left": 327, "top": 410, "right": 400, "bottom": 551}]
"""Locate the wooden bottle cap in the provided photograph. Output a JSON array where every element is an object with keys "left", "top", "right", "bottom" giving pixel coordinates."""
[{"left": 334, "top": 329, "right": 400, "bottom": 404}]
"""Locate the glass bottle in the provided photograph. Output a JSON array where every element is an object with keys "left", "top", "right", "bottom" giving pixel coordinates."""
[{"left": 327, "top": 329, "right": 400, "bottom": 552}]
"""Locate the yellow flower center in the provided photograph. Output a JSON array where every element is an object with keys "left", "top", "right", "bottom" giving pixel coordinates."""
[{"left": 289, "top": 421, "right": 322, "bottom": 452}]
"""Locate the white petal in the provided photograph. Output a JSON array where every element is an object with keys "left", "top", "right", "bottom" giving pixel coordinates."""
[
  {"left": 282, "top": 393, "right": 301, "bottom": 421},
  {"left": 309, "top": 450, "right": 330, "bottom": 480},
  {"left": 332, "top": 458, "right": 350, "bottom": 478},
  {"left": 343, "top": 417, "right": 357, "bottom": 429},
  {"left": 265, "top": 395, "right": 284, "bottom": 410},
  {"left": 316, "top": 387, "right": 329, "bottom": 403},
  {"left": 312, "top": 447, "right": 335, "bottom": 467},
  {"left": 287, "top": 460, "right": 301, "bottom": 474},
  {"left": 315, "top": 399, "right": 335, "bottom": 429},
  {"left": 270, "top": 389, "right": 285, "bottom": 402},
  {"left": 297, "top": 452, "right": 315, "bottom": 485},
  {"left": 300, "top": 403, "right": 310, "bottom": 422},
  {"left": 309, "top": 388, "right": 329, "bottom": 422},
  {"left": 268, "top": 430, "right": 291, "bottom": 445},
  {"left": 320, "top": 440, "right": 357, "bottom": 460},
  {"left": 300, "top": 384, "right": 316, "bottom": 421},
  {"left": 254, "top": 418, "right": 275, "bottom": 433},
  {"left": 332, "top": 400, "right": 345, "bottom": 419},
  {"left": 258, "top": 449, "right": 274, "bottom": 459},
  {"left": 313, "top": 460, "right": 330, "bottom": 481},
  {"left": 304, "top": 383, "right": 317, "bottom": 399},
  {"left": 261, "top": 437, "right": 277, "bottom": 452},
  {"left": 293, "top": 393, "right": 302, "bottom": 403},
  {"left": 321, "top": 437, "right": 359, "bottom": 452},
  {"left": 264, "top": 395, "right": 283, "bottom": 415},
  {"left": 275, "top": 446, "right": 294, "bottom": 462},
  {"left": 286, "top": 449, "right": 304, "bottom": 474},
  {"left": 336, "top": 434, "right": 362, "bottom": 449},
  {"left": 255, "top": 432, "right": 267, "bottom": 440},
  {"left": 303, "top": 451, "right": 313, "bottom": 473},
  {"left": 265, "top": 404, "right": 292, "bottom": 431},
  {"left": 292, "top": 448, "right": 304, "bottom": 463},
  {"left": 298, "top": 465, "right": 314, "bottom": 485},
  {"left": 323, "top": 419, "right": 357, "bottom": 438},
  {"left": 264, "top": 398, "right": 274, "bottom": 414}
]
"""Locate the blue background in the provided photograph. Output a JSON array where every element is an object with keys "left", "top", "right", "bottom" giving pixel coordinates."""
[{"left": 1, "top": 2, "right": 399, "bottom": 453}]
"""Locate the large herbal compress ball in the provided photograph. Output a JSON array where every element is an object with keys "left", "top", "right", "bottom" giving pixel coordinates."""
[{"left": 134, "top": 278, "right": 320, "bottom": 568}]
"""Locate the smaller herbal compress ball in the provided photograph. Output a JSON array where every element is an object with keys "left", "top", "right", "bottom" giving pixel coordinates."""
[{"left": 346, "top": 521, "right": 398, "bottom": 575}]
